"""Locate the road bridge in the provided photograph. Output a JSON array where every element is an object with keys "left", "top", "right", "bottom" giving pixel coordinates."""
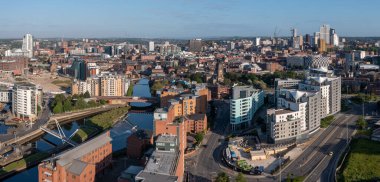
[{"left": 94, "top": 96, "right": 158, "bottom": 104}]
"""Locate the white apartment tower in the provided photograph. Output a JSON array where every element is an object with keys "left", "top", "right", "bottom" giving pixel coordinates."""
[
  {"left": 230, "top": 86, "right": 264, "bottom": 131},
  {"left": 149, "top": 41, "right": 155, "bottom": 52},
  {"left": 22, "top": 34, "right": 33, "bottom": 58},
  {"left": 12, "top": 82, "right": 41, "bottom": 120},
  {"left": 255, "top": 37, "right": 261, "bottom": 46}
]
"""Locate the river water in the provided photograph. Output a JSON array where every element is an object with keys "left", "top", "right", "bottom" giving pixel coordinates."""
[{"left": 4, "top": 78, "right": 154, "bottom": 182}]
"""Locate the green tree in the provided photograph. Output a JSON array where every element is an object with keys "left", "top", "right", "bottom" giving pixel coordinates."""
[
  {"left": 83, "top": 91, "right": 91, "bottom": 98},
  {"left": 87, "top": 100, "right": 97, "bottom": 107},
  {"left": 235, "top": 173, "right": 247, "bottom": 182},
  {"left": 195, "top": 132, "right": 204, "bottom": 145},
  {"left": 99, "top": 99, "right": 107, "bottom": 105},
  {"left": 357, "top": 116, "right": 367, "bottom": 130},
  {"left": 37, "top": 105, "right": 41, "bottom": 112},
  {"left": 190, "top": 73, "right": 203, "bottom": 83},
  {"left": 63, "top": 99, "right": 72, "bottom": 112},
  {"left": 151, "top": 81, "right": 164, "bottom": 95},
  {"left": 126, "top": 82, "right": 134, "bottom": 96},
  {"left": 253, "top": 80, "right": 267, "bottom": 90},
  {"left": 215, "top": 172, "right": 229, "bottom": 182},
  {"left": 53, "top": 101, "right": 63, "bottom": 114},
  {"left": 75, "top": 98, "right": 87, "bottom": 110},
  {"left": 52, "top": 94, "right": 66, "bottom": 108},
  {"left": 223, "top": 78, "right": 231, "bottom": 86}
]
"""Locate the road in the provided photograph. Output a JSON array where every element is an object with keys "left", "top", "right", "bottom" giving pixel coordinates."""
[
  {"left": 280, "top": 113, "right": 358, "bottom": 182},
  {"left": 186, "top": 100, "right": 230, "bottom": 181},
  {"left": 185, "top": 99, "right": 367, "bottom": 182},
  {"left": 0, "top": 98, "right": 51, "bottom": 143}
]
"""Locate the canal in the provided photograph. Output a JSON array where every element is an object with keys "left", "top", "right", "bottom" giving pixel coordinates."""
[{"left": 4, "top": 78, "right": 154, "bottom": 181}]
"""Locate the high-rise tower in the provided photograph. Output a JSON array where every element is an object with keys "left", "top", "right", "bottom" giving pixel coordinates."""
[{"left": 22, "top": 34, "right": 33, "bottom": 58}]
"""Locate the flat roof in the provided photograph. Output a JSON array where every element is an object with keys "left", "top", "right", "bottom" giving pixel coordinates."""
[
  {"left": 144, "top": 149, "right": 178, "bottom": 175},
  {"left": 274, "top": 109, "right": 296, "bottom": 115},
  {"left": 187, "top": 113, "right": 206, "bottom": 121},
  {"left": 14, "top": 82, "right": 36, "bottom": 87},
  {"left": 156, "top": 135, "right": 177, "bottom": 144},
  {"left": 135, "top": 171, "right": 178, "bottom": 182}
]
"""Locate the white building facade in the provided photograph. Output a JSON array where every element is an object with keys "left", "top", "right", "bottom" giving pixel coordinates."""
[
  {"left": 12, "top": 82, "right": 41, "bottom": 120},
  {"left": 230, "top": 86, "right": 264, "bottom": 131}
]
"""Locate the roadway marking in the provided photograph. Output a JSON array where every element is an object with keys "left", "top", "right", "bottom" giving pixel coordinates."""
[
  {"left": 299, "top": 115, "right": 351, "bottom": 167},
  {"left": 304, "top": 155, "right": 328, "bottom": 181}
]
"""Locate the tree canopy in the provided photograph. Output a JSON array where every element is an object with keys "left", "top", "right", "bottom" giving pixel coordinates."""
[{"left": 215, "top": 172, "right": 229, "bottom": 182}]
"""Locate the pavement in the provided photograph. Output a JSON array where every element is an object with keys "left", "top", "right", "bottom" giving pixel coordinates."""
[{"left": 185, "top": 99, "right": 370, "bottom": 182}]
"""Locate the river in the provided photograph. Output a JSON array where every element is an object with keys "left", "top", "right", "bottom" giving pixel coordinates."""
[{"left": 4, "top": 78, "right": 154, "bottom": 181}]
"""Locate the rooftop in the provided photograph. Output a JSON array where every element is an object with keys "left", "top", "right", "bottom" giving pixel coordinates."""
[
  {"left": 14, "top": 82, "right": 36, "bottom": 88},
  {"left": 67, "top": 159, "right": 88, "bottom": 176},
  {"left": 135, "top": 171, "right": 178, "bottom": 182},
  {"left": 232, "top": 85, "right": 262, "bottom": 99},
  {"left": 274, "top": 109, "right": 296, "bottom": 115},
  {"left": 144, "top": 149, "right": 179, "bottom": 175},
  {"left": 56, "top": 132, "right": 111, "bottom": 167},
  {"left": 156, "top": 135, "right": 177, "bottom": 144},
  {"left": 187, "top": 113, "right": 206, "bottom": 121},
  {"left": 154, "top": 108, "right": 168, "bottom": 114}
]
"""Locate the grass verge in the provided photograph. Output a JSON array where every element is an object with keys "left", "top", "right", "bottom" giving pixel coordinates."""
[
  {"left": 72, "top": 127, "right": 98, "bottom": 143},
  {"left": 87, "top": 106, "right": 130, "bottom": 130},
  {"left": 320, "top": 115, "right": 334, "bottom": 128},
  {"left": 340, "top": 138, "right": 380, "bottom": 181},
  {"left": 0, "top": 152, "right": 50, "bottom": 176}
]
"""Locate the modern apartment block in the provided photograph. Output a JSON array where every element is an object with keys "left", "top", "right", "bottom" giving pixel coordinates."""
[
  {"left": 71, "top": 77, "right": 100, "bottom": 96},
  {"left": 0, "top": 85, "right": 12, "bottom": 103},
  {"left": 299, "top": 77, "right": 331, "bottom": 118},
  {"left": 12, "top": 82, "right": 42, "bottom": 120},
  {"left": 230, "top": 86, "right": 264, "bottom": 131},
  {"left": 71, "top": 74, "right": 130, "bottom": 97},
  {"left": 38, "top": 131, "right": 112, "bottom": 182},
  {"left": 274, "top": 78, "right": 301, "bottom": 105},
  {"left": 100, "top": 74, "right": 130, "bottom": 96},
  {"left": 268, "top": 69, "right": 341, "bottom": 143},
  {"left": 299, "top": 75, "right": 341, "bottom": 117},
  {"left": 268, "top": 89, "right": 321, "bottom": 143}
]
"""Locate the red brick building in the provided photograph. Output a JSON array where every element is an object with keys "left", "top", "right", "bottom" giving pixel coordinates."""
[
  {"left": 0, "top": 57, "right": 28, "bottom": 75},
  {"left": 126, "top": 130, "right": 153, "bottom": 159},
  {"left": 38, "top": 131, "right": 112, "bottom": 182},
  {"left": 185, "top": 114, "right": 207, "bottom": 133}
]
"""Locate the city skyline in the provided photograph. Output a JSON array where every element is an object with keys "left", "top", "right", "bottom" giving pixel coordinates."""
[{"left": 1, "top": 0, "right": 380, "bottom": 38}]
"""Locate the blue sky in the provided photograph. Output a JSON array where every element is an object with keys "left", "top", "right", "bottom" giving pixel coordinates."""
[{"left": 0, "top": 0, "right": 379, "bottom": 38}]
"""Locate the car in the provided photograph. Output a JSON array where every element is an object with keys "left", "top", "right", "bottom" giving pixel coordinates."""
[{"left": 328, "top": 151, "right": 334, "bottom": 156}]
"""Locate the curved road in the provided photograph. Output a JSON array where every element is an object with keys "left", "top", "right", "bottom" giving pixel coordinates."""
[{"left": 186, "top": 101, "right": 362, "bottom": 182}]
